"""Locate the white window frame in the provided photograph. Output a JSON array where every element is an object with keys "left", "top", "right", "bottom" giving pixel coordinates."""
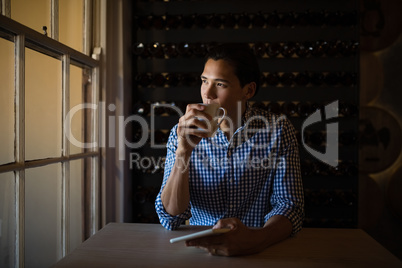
[{"left": 0, "top": 1, "right": 101, "bottom": 266}]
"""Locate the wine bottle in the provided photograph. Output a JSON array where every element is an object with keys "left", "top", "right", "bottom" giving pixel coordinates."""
[
  {"left": 311, "top": 102, "right": 324, "bottom": 113},
  {"left": 326, "top": 11, "right": 341, "bottom": 27},
  {"left": 266, "top": 11, "right": 280, "bottom": 27},
  {"left": 133, "top": 101, "right": 150, "bottom": 116},
  {"left": 294, "top": 72, "right": 310, "bottom": 86},
  {"left": 137, "top": 15, "right": 152, "bottom": 30},
  {"left": 222, "top": 13, "right": 237, "bottom": 28},
  {"left": 148, "top": 42, "right": 164, "bottom": 58},
  {"left": 252, "top": 101, "right": 266, "bottom": 110},
  {"left": 324, "top": 72, "right": 339, "bottom": 86},
  {"left": 265, "top": 72, "right": 280, "bottom": 86},
  {"left": 152, "top": 14, "right": 166, "bottom": 30},
  {"left": 297, "top": 102, "right": 312, "bottom": 117},
  {"left": 282, "top": 12, "right": 296, "bottom": 27},
  {"left": 165, "top": 73, "right": 181, "bottom": 87},
  {"left": 154, "top": 129, "right": 169, "bottom": 144},
  {"left": 132, "top": 42, "right": 146, "bottom": 57},
  {"left": 176, "top": 42, "right": 192, "bottom": 57},
  {"left": 152, "top": 102, "right": 166, "bottom": 116},
  {"left": 164, "top": 101, "right": 182, "bottom": 116},
  {"left": 266, "top": 42, "right": 282, "bottom": 58},
  {"left": 325, "top": 40, "right": 341, "bottom": 57},
  {"left": 181, "top": 14, "right": 194, "bottom": 28},
  {"left": 295, "top": 41, "right": 312, "bottom": 58},
  {"left": 266, "top": 102, "right": 282, "bottom": 114},
  {"left": 182, "top": 73, "right": 197, "bottom": 86},
  {"left": 194, "top": 13, "right": 208, "bottom": 28},
  {"left": 283, "top": 102, "right": 298, "bottom": 117},
  {"left": 280, "top": 72, "right": 295, "bottom": 86},
  {"left": 136, "top": 73, "right": 152, "bottom": 87},
  {"left": 309, "top": 10, "right": 325, "bottom": 26},
  {"left": 297, "top": 11, "right": 310, "bottom": 26},
  {"left": 281, "top": 42, "right": 296, "bottom": 57},
  {"left": 152, "top": 73, "right": 166, "bottom": 87},
  {"left": 192, "top": 43, "right": 207, "bottom": 57},
  {"left": 238, "top": 13, "right": 251, "bottom": 28},
  {"left": 209, "top": 13, "right": 222, "bottom": 28},
  {"left": 340, "top": 10, "right": 357, "bottom": 27},
  {"left": 252, "top": 12, "right": 265, "bottom": 28},
  {"left": 259, "top": 73, "right": 266, "bottom": 87},
  {"left": 165, "top": 13, "right": 181, "bottom": 29},
  {"left": 339, "top": 102, "right": 358, "bottom": 117},
  {"left": 310, "top": 73, "right": 325, "bottom": 86},
  {"left": 252, "top": 42, "right": 266, "bottom": 58},
  {"left": 132, "top": 123, "right": 146, "bottom": 144},
  {"left": 340, "top": 72, "right": 357, "bottom": 86},
  {"left": 340, "top": 40, "right": 359, "bottom": 57},
  {"left": 163, "top": 43, "right": 179, "bottom": 58},
  {"left": 311, "top": 40, "right": 328, "bottom": 57}
]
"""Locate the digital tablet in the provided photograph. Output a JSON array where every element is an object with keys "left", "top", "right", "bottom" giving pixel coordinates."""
[{"left": 169, "top": 228, "right": 230, "bottom": 243}]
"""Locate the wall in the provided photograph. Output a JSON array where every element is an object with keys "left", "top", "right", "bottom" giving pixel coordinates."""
[{"left": 358, "top": 0, "right": 402, "bottom": 259}]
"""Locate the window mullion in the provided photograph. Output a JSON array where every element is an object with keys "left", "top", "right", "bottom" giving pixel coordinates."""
[
  {"left": 51, "top": 0, "right": 59, "bottom": 41},
  {"left": 91, "top": 64, "right": 100, "bottom": 235},
  {"left": 15, "top": 33, "right": 25, "bottom": 268},
  {"left": 83, "top": 0, "right": 93, "bottom": 56},
  {"left": 1, "top": 0, "right": 11, "bottom": 17},
  {"left": 61, "top": 54, "right": 70, "bottom": 256}
]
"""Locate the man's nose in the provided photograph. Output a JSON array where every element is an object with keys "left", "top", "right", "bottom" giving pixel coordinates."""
[{"left": 203, "top": 84, "right": 217, "bottom": 99}]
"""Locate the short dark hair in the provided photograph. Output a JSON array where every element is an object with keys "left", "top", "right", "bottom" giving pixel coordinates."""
[{"left": 204, "top": 43, "right": 260, "bottom": 96}]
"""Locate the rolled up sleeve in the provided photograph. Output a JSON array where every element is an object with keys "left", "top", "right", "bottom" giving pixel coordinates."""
[{"left": 265, "top": 120, "right": 304, "bottom": 235}]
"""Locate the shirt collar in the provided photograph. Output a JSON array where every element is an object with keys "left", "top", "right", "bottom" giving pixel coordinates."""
[{"left": 242, "top": 101, "right": 253, "bottom": 126}]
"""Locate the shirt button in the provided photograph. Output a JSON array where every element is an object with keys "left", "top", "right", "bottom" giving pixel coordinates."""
[{"left": 227, "top": 151, "right": 231, "bottom": 157}]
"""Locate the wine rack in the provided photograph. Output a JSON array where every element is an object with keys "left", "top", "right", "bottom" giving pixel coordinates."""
[{"left": 132, "top": 0, "right": 359, "bottom": 228}]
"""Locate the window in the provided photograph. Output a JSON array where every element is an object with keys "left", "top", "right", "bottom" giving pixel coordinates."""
[{"left": 0, "top": 1, "right": 101, "bottom": 267}]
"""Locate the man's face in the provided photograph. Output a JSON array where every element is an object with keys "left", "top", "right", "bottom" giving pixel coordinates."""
[{"left": 200, "top": 59, "right": 250, "bottom": 120}]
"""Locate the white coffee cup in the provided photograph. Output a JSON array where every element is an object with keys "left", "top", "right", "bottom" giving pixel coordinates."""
[{"left": 197, "top": 103, "right": 226, "bottom": 137}]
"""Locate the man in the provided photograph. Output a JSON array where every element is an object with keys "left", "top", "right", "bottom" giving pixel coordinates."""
[{"left": 155, "top": 43, "right": 304, "bottom": 256}]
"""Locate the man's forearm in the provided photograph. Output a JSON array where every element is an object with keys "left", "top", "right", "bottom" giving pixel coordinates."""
[
  {"left": 237, "top": 215, "right": 293, "bottom": 256},
  {"left": 160, "top": 151, "right": 191, "bottom": 216},
  {"left": 260, "top": 215, "right": 292, "bottom": 248}
]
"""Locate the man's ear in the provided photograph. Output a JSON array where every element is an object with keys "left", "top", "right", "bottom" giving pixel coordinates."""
[{"left": 243, "top": 82, "right": 256, "bottom": 100}]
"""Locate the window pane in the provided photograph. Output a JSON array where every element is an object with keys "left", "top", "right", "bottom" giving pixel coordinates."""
[
  {"left": 0, "top": 38, "right": 15, "bottom": 165},
  {"left": 59, "top": 0, "right": 84, "bottom": 53},
  {"left": 0, "top": 172, "right": 16, "bottom": 268},
  {"left": 25, "top": 164, "right": 62, "bottom": 267},
  {"left": 69, "top": 65, "right": 84, "bottom": 154},
  {"left": 11, "top": 0, "right": 51, "bottom": 35},
  {"left": 69, "top": 159, "right": 84, "bottom": 252},
  {"left": 25, "top": 48, "right": 62, "bottom": 160}
]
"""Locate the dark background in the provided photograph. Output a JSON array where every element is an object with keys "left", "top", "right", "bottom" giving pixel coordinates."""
[{"left": 130, "top": 0, "right": 402, "bottom": 259}]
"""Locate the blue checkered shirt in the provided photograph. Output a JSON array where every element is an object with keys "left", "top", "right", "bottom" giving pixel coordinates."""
[{"left": 155, "top": 105, "right": 304, "bottom": 234}]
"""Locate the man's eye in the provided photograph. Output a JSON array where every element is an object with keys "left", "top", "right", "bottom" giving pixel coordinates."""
[{"left": 217, "top": 83, "right": 225, "bottom": 87}]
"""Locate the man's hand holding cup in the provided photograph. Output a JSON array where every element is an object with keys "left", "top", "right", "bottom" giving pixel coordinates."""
[{"left": 177, "top": 103, "right": 226, "bottom": 152}]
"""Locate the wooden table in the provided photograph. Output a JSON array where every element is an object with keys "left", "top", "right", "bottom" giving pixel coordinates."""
[{"left": 53, "top": 223, "right": 401, "bottom": 267}]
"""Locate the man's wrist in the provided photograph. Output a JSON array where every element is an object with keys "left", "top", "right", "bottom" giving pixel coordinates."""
[{"left": 176, "top": 137, "right": 194, "bottom": 158}]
